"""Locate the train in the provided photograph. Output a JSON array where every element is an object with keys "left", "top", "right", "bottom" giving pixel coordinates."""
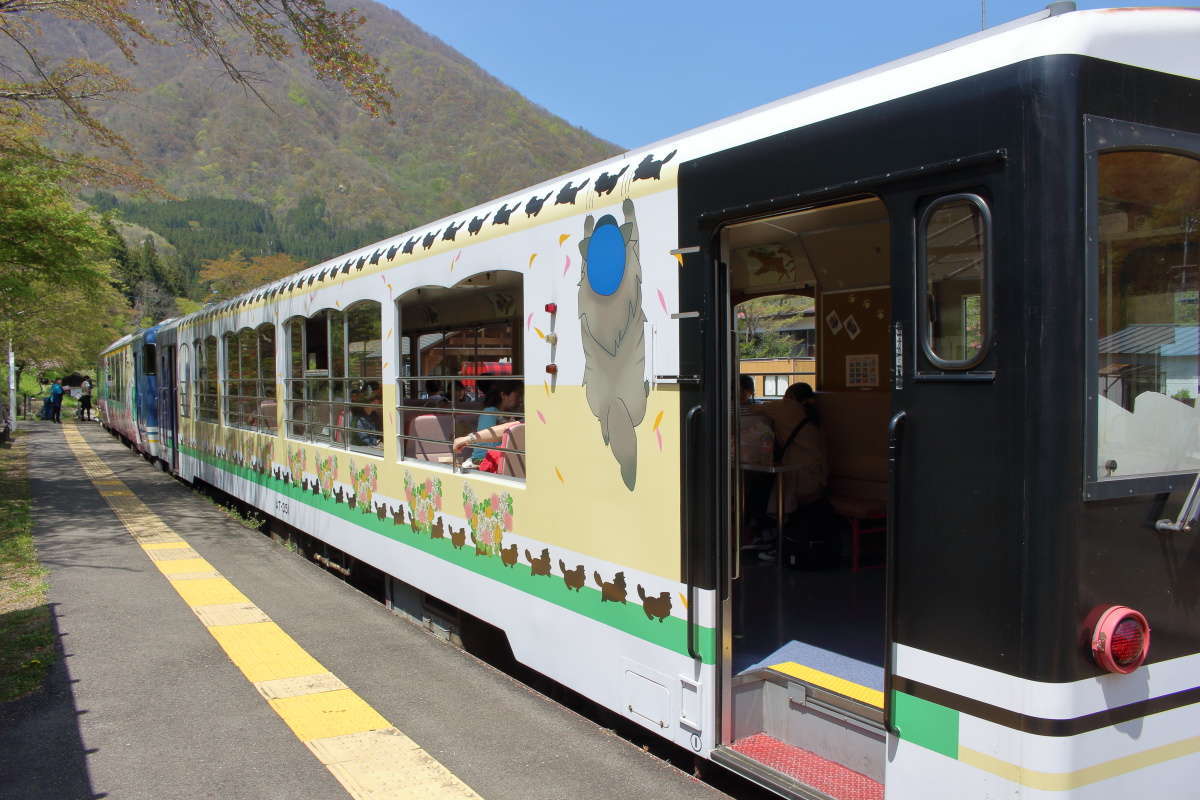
[{"left": 98, "top": 6, "right": 1200, "bottom": 798}]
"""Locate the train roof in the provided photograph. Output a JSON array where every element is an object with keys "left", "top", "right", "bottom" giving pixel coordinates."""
[{"left": 174, "top": 5, "right": 1200, "bottom": 329}]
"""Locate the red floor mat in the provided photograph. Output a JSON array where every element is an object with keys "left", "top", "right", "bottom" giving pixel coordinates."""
[{"left": 729, "top": 733, "right": 883, "bottom": 800}]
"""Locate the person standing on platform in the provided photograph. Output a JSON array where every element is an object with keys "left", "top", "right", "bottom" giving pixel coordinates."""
[
  {"left": 49, "top": 378, "right": 64, "bottom": 424},
  {"left": 79, "top": 376, "right": 93, "bottom": 421}
]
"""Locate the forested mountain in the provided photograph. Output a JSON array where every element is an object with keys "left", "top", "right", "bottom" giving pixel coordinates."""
[{"left": 34, "top": 0, "right": 621, "bottom": 288}]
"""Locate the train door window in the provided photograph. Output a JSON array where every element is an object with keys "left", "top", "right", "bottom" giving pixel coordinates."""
[
  {"left": 143, "top": 343, "right": 157, "bottom": 375},
  {"left": 1090, "top": 144, "right": 1200, "bottom": 486},
  {"left": 396, "top": 271, "right": 524, "bottom": 478},
  {"left": 919, "top": 194, "right": 990, "bottom": 369},
  {"left": 179, "top": 343, "right": 191, "bottom": 418},
  {"left": 346, "top": 301, "right": 383, "bottom": 454},
  {"left": 258, "top": 323, "right": 277, "bottom": 432}
]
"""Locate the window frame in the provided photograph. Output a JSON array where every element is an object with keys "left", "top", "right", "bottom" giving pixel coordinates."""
[
  {"left": 916, "top": 192, "right": 993, "bottom": 372},
  {"left": 1083, "top": 114, "right": 1200, "bottom": 500}
]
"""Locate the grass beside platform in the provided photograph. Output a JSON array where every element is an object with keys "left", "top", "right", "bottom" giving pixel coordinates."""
[{"left": 0, "top": 433, "right": 54, "bottom": 701}]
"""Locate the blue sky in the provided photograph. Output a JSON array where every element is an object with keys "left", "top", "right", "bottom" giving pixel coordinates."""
[{"left": 380, "top": 0, "right": 1176, "bottom": 151}]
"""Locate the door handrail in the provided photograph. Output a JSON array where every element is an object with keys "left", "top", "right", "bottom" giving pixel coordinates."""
[
  {"left": 884, "top": 410, "right": 907, "bottom": 734},
  {"left": 683, "top": 403, "right": 704, "bottom": 661}
]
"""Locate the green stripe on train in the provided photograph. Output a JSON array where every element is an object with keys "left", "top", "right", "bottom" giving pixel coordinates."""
[
  {"left": 893, "top": 690, "right": 959, "bottom": 758},
  {"left": 181, "top": 445, "right": 717, "bottom": 664}
]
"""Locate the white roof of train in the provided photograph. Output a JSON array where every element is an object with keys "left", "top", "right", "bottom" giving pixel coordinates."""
[{"left": 180, "top": 5, "right": 1200, "bottom": 325}]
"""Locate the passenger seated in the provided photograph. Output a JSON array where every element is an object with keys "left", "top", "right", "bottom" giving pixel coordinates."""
[
  {"left": 762, "top": 382, "right": 828, "bottom": 513},
  {"left": 452, "top": 383, "right": 523, "bottom": 468},
  {"left": 350, "top": 380, "right": 383, "bottom": 447}
]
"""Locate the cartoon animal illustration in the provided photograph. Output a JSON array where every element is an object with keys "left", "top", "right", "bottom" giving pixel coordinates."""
[
  {"left": 375, "top": 502, "right": 388, "bottom": 520},
  {"left": 525, "top": 191, "right": 552, "bottom": 217},
  {"left": 637, "top": 585, "right": 672, "bottom": 622},
  {"left": 594, "top": 570, "right": 627, "bottom": 603},
  {"left": 402, "top": 236, "right": 419, "bottom": 254},
  {"left": 431, "top": 515, "right": 446, "bottom": 539},
  {"left": 559, "top": 560, "right": 585, "bottom": 592},
  {"left": 317, "top": 268, "right": 327, "bottom": 282},
  {"left": 302, "top": 478, "right": 310, "bottom": 493},
  {"left": 467, "top": 213, "right": 490, "bottom": 235},
  {"left": 311, "top": 480, "right": 321, "bottom": 496},
  {"left": 578, "top": 198, "right": 650, "bottom": 490},
  {"left": 387, "top": 243, "right": 401, "bottom": 259},
  {"left": 356, "top": 255, "right": 367, "bottom": 269},
  {"left": 340, "top": 261, "right": 351, "bottom": 275},
  {"left": 421, "top": 230, "right": 440, "bottom": 250},
  {"left": 348, "top": 493, "right": 357, "bottom": 509},
  {"left": 594, "top": 166, "right": 628, "bottom": 196},
  {"left": 633, "top": 149, "right": 676, "bottom": 181},
  {"left": 273, "top": 467, "right": 282, "bottom": 482},
  {"left": 555, "top": 179, "right": 589, "bottom": 205},
  {"left": 500, "top": 544, "right": 518, "bottom": 567},
  {"left": 369, "top": 249, "right": 383, "bottom": 265},
  {"left": 391, "top": 505, "right": 404, "bottom": 525},
  {"left": 526, "top": 548, "right": 552, "bottom": 576},
  {"left": 750, "top": 248, "right": 794, "bottom": 282},
  {"left": 442, "top": 221, "right": 465, "bottom": 241},
  {"left": 493, "top": 202, "right": 521, "bottom": 225},
  {"left": 334, "top": 486, "right": 345, "bottom": 504},
  {"left": 451, "top": 527, "right": 467, "bottom": 550}
]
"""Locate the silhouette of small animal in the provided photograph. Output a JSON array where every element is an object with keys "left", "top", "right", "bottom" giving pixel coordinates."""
[
  {"left": 340, "top": 261, "right": 351, "bottom": 275},
  {"left": 302, "top": 478, "right": 310, "bottom": 492},
  {"left": 594, "top": 571, "right": 627, "bottom": 603},
  {"left": 493, "top": 202, "right": 521, "bottom": 225},
  {"left": 356, "top": 255, "right": 367, "bottom": 270},
  {"left": 422, "top": 230, "right": 440, "bottom": 250},
  {"left": 594, "top": 166, "right": 628, "bottom": 195},
  {"left": 467, "top": 213, "right": 490, "bottom": 235},
  {"left": 634, "top": 149, "right": 676, "bottom": 181},
  {"left": 407, "top": 507, "right": 417, "bottom": 528},
  {"left": 273, "top": 467, "right": 282, "bottom": 481},
  {"left": 387, "top": 243, "right": 400, "bottom": 259},
  {"left": 442, "top": 221, "right": 464, "bottom": 241},
  {"left": 555, "top": 179, "right": 589, "bottom": 205},
  {"left": 369, "top": 249, "right": 384, "bottom": 265},
  {"left": 525, "top": 191, "right": 552, "bottom": 217},
  {"left": 306, "top": 274, "right": 316, "bottom": 286},
  {"left": 317, "top": 269, "right": 327, "bottom": 282},
  {"left": 311, "top": 481, "right": 320, "bottom": 496},
  {"left": 390, "top": 505, "right": 402, "bottom": 525},
  {"left": 559, "top": 560, "right": 585, "bottom": 592},
  {"left": 375, "top": 502, "right": 388, "bottom": 520},
  {"left": 348, "top": 494, "right": 356, "bottom": 509},
  {"left": 637, "top": 585, "right": 672, "bottom": 622},
  {"left": 402, "top": 237, "right": 419, "bottom": 254},
  {"left": 334, "top": 486, "right": 345, "bottom": 504},
  {"left": 451, "top": 527, "right": 467, "bottom": 550},
  {"left": 500, "top": 544, "right": 518, "bottom": 567},
  {"left": 431, "top": 516, "right": 445, "bottom": 539},
  {"left": 526, "top": 548, "right": 552, "bottom": 576}
]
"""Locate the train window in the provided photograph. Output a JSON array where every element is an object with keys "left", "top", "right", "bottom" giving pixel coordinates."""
[
  {"left": 920, "top": 194, "right": 990, "bottom": 368},
  {"left": 143, "top": 344, "right": 157, "bottom": 375},
  {"left": 1094, "top": 149, "right": 1200, "bottom": 481},
  {"left": 396, "top": 271, "right": 525, "bottom": 479},
  {"left": 285, "top": 302, "right": 382, "bottom": 453},
  {"left": 195, "top": 335, "right": 219, "bottom": 423},
  {"left": 221, "top": 325, "right": 277, "bottom": 431}
]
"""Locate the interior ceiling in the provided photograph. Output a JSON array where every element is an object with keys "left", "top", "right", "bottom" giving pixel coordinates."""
[{"left": 724, "top": 197, "right": 887, "bottom": 251}]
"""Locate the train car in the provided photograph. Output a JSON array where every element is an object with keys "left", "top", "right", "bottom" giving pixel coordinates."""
[
  {"left": 133, "top": 322, "right": 165, "bottom": 459},
  {"left": 104, "top": 6, "right": 1200, "bottom": 798},
  {"left": 97, "top": 333, "right": 137, "bottom": 444}
]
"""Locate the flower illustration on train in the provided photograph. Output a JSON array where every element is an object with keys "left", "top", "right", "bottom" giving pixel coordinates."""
[
  {"left": 403, "top": 472, "right": 442, "bottom": 535},
  {"left": 349, "top": 460, "right": 378, "bottom": 514},
  {"left": 316, "top": 454, "right": 338, "bottom": 499},
  {"left": 287, "top": 446, "right": 306, "bottom": 487},
  {"left": 462, "top": 485, "right": 513, "bottom": 556},
  {"left": 257, "top": 438, "right": 273, "bottom": 475}
]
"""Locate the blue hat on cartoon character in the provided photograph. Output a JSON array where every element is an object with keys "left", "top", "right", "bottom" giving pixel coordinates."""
[{"left": 585, "top": 214, "right": 625, "bottom": 296}]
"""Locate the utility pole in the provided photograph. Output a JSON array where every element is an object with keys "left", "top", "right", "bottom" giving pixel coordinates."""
[{"left": 7, "top": 338, "right": 16, "bottom": 432}]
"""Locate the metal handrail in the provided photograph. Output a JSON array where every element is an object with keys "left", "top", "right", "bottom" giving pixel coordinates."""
[{"left": 396, "top": 374, "right": 526, "bottom": 473}]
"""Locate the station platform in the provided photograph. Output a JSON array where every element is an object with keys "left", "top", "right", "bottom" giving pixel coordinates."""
[{"left": 0, "top": 421, "right": 741, "bottom": 800}]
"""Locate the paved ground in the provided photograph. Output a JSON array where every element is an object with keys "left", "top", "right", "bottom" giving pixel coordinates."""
[{"left": 0, "top": 420, "right": 738, "bottom": 800}]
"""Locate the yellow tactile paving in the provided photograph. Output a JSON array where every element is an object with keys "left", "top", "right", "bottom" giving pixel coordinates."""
[
  {"left": 60, "top": 422, "right": 484, "bottom": 799},
  {"left": 170, "top": 576, "right": 251, "bottom": 607},
  {"left": 153, "top": 557, "right": 215, "bottom": 574},
  {"left": 269, "top": 689, "right": 392, "bottom": 741}
]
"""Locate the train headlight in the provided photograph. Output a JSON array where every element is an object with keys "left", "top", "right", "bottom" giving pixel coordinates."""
[{"left": 1090, "top": 605, "right": 1150, "bottom": 674}]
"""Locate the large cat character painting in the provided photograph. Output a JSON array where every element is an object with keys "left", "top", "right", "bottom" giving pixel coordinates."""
[{"left": 578, "top": 198, "right": 650, "bottom": 490}]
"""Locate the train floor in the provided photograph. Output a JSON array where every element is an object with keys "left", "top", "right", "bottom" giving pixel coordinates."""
[{"left": 0, "top": 420, "right": 740, "bottom": 800}]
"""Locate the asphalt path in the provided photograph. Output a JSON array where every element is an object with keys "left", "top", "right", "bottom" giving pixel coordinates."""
[{"left": 0, "top": 420, "right": 736, "bottom": 800}]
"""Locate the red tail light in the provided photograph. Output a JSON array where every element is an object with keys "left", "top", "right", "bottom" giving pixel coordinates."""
[{"left": 1090, "top": 606, "right": 1150, "bottom": 674}]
